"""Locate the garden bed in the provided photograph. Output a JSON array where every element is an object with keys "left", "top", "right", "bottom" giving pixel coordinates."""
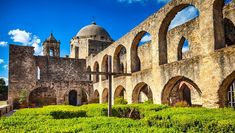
[{"left": 0, "top": 104, "right": 234, "bottom": 132}]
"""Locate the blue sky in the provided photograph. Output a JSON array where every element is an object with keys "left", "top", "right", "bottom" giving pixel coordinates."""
[{"left": 0, "top": 0, "right": 232, "bottom": 84}]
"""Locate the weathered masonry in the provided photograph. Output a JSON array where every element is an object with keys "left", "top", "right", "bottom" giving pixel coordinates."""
[{"left": 8, "top": 0, "right": 235, "bottom": 108}]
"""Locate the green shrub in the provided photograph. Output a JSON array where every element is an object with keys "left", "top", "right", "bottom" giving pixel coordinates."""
[
  {"left": 0, "top": 104, "right": 234, "bottom": 132},
  {"left": 50, "top": 110, "right": 87, "bottom": 119},
  {"left": 114, "top": 96, "right": 128, "bottom": 105},
  {"left": 143, "top": 99, "right": 153, "bottom": 104},
  {"left": 174, "top": 101, "right": 189, "bottom": 107}
]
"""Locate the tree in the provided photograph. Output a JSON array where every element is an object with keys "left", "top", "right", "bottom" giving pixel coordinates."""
[{"left": 0, "top": 78, "right": 8, "bottom": 100}]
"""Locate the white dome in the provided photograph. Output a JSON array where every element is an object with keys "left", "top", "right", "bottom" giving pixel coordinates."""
[{"left": 76, "top": 22, "right": 112, "bottom": 41}]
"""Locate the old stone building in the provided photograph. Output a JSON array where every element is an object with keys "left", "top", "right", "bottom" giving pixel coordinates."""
[{"left": 9, "top": 0, "right": 235, "bottom": 108}]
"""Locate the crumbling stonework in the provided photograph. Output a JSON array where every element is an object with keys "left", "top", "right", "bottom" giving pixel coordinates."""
[
  {"left": 9, "top": 43, "right": 92, "bottom": 108},
  {"left": 86, "top": 0, "right": 235, "bottom": 108},
  {"left": 8, "top": 0, "right": 235, "bottom": 108}
]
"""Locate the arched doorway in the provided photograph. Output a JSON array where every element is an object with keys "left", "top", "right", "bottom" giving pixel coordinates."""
[
  {"left": 162, "top": 76, "right": 202, "bottom": 106},
  {"left": 102, "top": 88, "right": 108, "bottom": 103},
  {"left": 114, "top": 85, "right": 126, "bottom": 100},
  {"left": 81, "top": 90, "right": 88, "bottom": 104},
  {"left": 218, "top": 71, "right": 235, "bottom": 107},
  {"left": 132, "top": 82, "right": 153, "bottom": 103},
  {"left": 29, "top": 87, "right": 56, "bottom": 107},
  {"left": 92, "top": 90, "right": 100, "bottom": 103},
  {"left": 69, "top": 90, "right": 77, "bottom": 106}
]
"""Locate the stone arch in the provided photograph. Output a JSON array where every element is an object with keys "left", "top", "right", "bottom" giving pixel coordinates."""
[
  {"left": 93, "top": 61, "right": 99, "bottom": 83},
  {"left": 114, "top": 85, "right": 126, "bottom": 100},
  {"left": 213, "top": 0, "right": 225, "bottom": 49},
  {"left": 158, "top": 4, "right": 199, "bottom": 65},
  {"left": 68, "top": 90, "right": 77, "bottom": 106},
  {"left": 92, "top": 89, "right": 100, "bottom": 103},
  {"left": 218, "top": 71, "right": 235, "bottom": 107},
  {"left": 101, "top": 55, "right": 109, "bottom": 81},
  {"left": 64, "top": 88, "right": 87, "bottom": 106},
  {"left": 113, "top": 45, "right": 127, "bottom": 76},
  {"left": 87, "top": 66, "right": 91, "bottom": 81},
  {"left": 178, "top": 36, "right": 190, "bottom": 60},
  {"left": 132, "top": 82, "right": 153, "bottom": 103},
  {"left": 161, "top": 76, "right": 202, "bottom": 106},
  {"left": 224, "top": 18, "right": 235, "bottom": 46},
  {"left": 131, "top": 31, "right": 151, "bottom": 72},
  {"left": 28, "top": 87, "right": 56, "bottom": 107},
  {"left": 81, "top": 90, "right": 88, "bottom": 104},
  {"left": 102, "top": 88, "right": 108, "bottom": 103}
]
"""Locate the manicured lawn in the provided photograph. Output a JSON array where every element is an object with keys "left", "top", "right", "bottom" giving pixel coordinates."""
[{"left": 0, "top": 104, "right": 234, "bottom": 132}]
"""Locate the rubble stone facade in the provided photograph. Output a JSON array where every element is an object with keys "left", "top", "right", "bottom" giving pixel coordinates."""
[{"left": 8, "top": 0, "right": 235, "bottom": 108}]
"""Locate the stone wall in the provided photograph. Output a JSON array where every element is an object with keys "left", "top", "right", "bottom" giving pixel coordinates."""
[
  {"left": 86, "top": 0, "right": 235, "bottom": 108},
  {"left": 9, "top": 45, "right": 93, "bottom": 108}
]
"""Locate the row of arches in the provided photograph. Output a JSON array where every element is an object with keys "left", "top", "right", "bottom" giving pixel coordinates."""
[
  {"left": 88, "top": 0, "right": 234, "bottom": 82},
  {"left": 93, "top": 71, "right": 235, "bottom": 108}
]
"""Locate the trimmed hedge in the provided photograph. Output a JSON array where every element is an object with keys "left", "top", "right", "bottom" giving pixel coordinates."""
[{"left": 0, "top": 104, "right": 234, "bottom": 132}]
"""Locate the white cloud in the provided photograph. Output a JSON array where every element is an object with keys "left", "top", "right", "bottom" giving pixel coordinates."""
[
  {"left": 8, "top": 29, "right": 31, "bottom": 45},
  {"left": 0, "top": 77, "right": 8, "bottom": 85},
  {"left": 31, "top": 35, "right": 42, "bottom": 55},
  {"left": 8, "top": 29, "right": 42, "bottom": 55},
  {"left": 140, "top": 34, "right": 151, "bottom": 43},
  {"left": 169, "top": 6, "right": 199, "bottom": 30},
  {"left": 0, "top": 41, "right": 8, "bottom": 47},
  {"left": 0, "top": 59, "right": 4, "bottom": 64},
  {"left": 182, "top": 46, "right": 189, "bottom": 53},
  {"left": 3, "top": 64, "right": 8, "bottom": 70}
]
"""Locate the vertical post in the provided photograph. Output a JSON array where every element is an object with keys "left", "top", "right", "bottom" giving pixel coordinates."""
[{"left": 108, "top": 55, "right": 112, "bottom": 117}]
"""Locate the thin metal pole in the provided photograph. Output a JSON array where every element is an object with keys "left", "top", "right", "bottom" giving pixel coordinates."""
[{"left": 108, "top": 55, "right": 112, "bottom": 117}]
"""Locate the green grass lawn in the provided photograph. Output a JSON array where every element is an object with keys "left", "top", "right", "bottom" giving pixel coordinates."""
[
  {"left": 0, "top": 101, "right": 7, "bottom": 106},
  {"left": 0, "top": 104, "right": 234, "bottom": 132}
]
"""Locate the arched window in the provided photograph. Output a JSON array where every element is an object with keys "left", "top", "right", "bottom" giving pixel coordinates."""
[
  {"left": 49, "top": 48, "right": 54, "bottom": 56},
  {"left": 178, "top": 37, "right": 190, "bottom": 60},
  {"left": 87, "top": 66, "right": 91, "bottom": 81},
  {"left": 131, "top": 31, "right": 151, "bottom": 72},
  {"left": 159, "top": 5, "right": 199, "bottom": 65},
  {"left": 169, "top": 6, "right": 199, "bottom": 30},
  {"left": 113, "top": 45, "right": 127, "bottom": 77},
  {"left": 213, "top": 0, "right": 226, "bottom": 49},
  {"left": 101, "top": 55, "right": 109, "bottom": 81},
  {"left": 37, "top": 66, "right": 40, "bottom": 80},
  {"left": 227, "top": 80, "right": 235, "bottom": 107},
  {"left": 93, "top": 62, "right": 99, "bottom": 83}
]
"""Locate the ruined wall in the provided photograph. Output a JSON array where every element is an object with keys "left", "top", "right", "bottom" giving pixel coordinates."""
[
  {"left": 36, "top": 56, "right": 88, "bottom": 81},
  {"left": 9, "top": 45, "right": 93, "bottom": 108},
  {"left": 87, "top": 0, "right": 235, "bottom": 108},
  {"left": 8, "top": 45, "right": 36, "bottom": 104}
]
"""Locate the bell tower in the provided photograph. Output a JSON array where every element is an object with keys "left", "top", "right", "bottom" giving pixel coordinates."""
[{"left": 43, "top": 33, "right": 60, "bottom": 57}]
